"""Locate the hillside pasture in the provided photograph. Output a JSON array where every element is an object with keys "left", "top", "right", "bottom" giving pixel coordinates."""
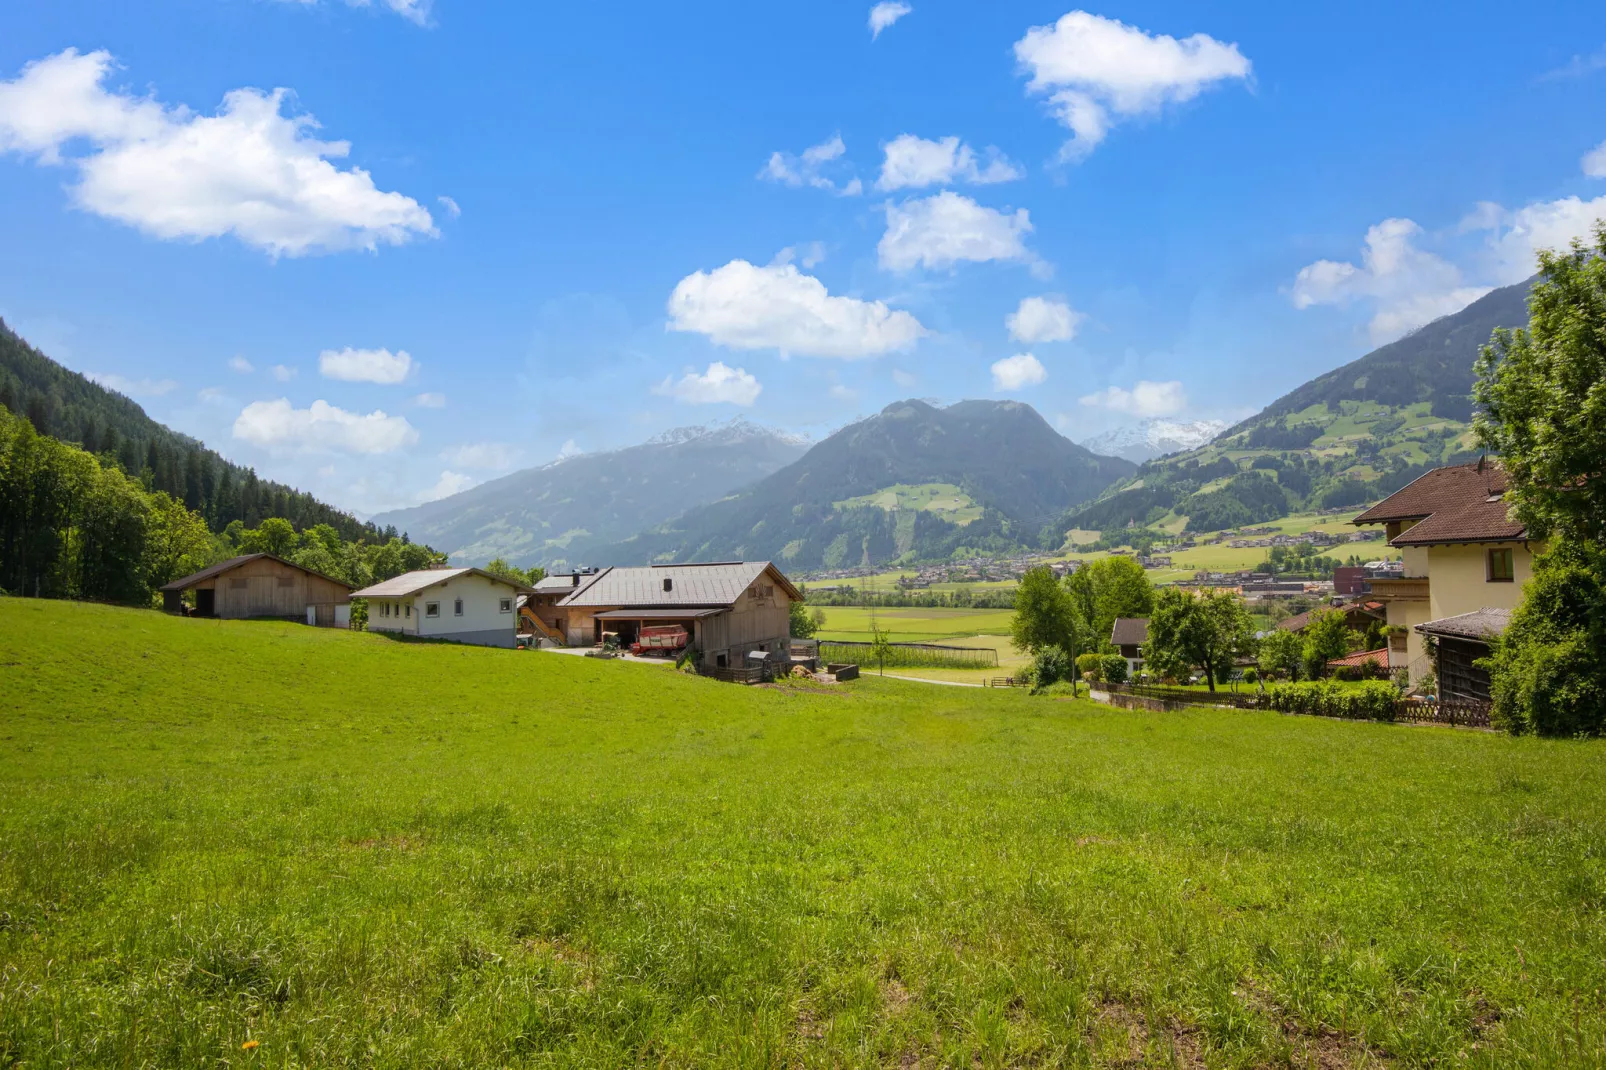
[{"left": 4, "top": 599, "right": 1606, "bottom": 1067}]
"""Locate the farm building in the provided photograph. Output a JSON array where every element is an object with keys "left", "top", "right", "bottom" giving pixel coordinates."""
[
  {"left": 160, "top": 554, "right": 352, "bottom": 624},
  {"left": 351, "top": 567, "right": 536, "bottom": 649},
  {"left": 550, "top": 562, "right": 801, "bottom": 671},
  {"left": 1110, "top": 617, "right": 1148, "bottom": 674}
]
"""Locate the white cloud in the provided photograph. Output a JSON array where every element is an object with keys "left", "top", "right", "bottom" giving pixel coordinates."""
[
  {"left": 878, "top": 191, "right": 1038, "bottom": 273},
  {"left": 232, "top": 398, "right": 418, "bottom": 453},
  {"left": 1006, "top": 295, "right": 1083, "bottom": 343},
  {"left": 1013, "top": 11, "right": 1251, "bottom": 160},
  {"left": 555, "top": 439, "right": 583, "bottom": 462},
  {"left": 228, "top": 355, "right": 254, "bottom": 374},
  {"left": 0, "top": 49, "right": 435, "bottom": 256},
  {"left": 421, "top": 470, "right": 475, "bottom": 503},
  {"left": 759, "top": 134, "right": 863, "bottom": 196},
  {"left": 318, "top": 346, "right": 413, "bottom": 383},
  {"left": 772, "top": 241, "right": 827, "bottom": 269},
  {"left": 1476, "top": 195, "right": 1606, "bottom": 284},
  {"left": 279, "top": 0, "right": 432, "bottom": 27},
  {"left": 891, "top": 368, "right": 917, "bottom": 388},
  {"left": 414, "top": 391, "right": 446, "bottom": 408},
  {"left": 198, "top": 386, "right": 226, "bottom": 402},
  {"left": 667, "top": 259, "right": 926, "bottom": 359},
  {"left": 990, "top": 353, "right": 1047, "bottom": 391},
  {"left": 1291, "top": 218, "right": 1492, "bottom": 342},
  {"left": 1584, "top": 141, "right": 1606, "bottom": 178},
  {"left": 271, "top": 364, "right": 298, "bottom": 382},
  {"left": 86, "top": 371, "right": 178, "bottom": 397},
  {"left": 1079, "top": 379, "right": 1187, "bottom": 417},
  {"left": 876, "top": 134, "right": 1022, "bottom": 191},
  {"left": 653, "top": 361, "right": 763, "bottom": 406},
  {"left": 869, "top": 2, "right": 912, "bottom": 39},
  {"left": 440, "top": 442, "right": 521, "bottom": 470},
  {"left": 437, "top": 194, "right": 461, "bottom": 218},
  {"left": 830, "top": 383, "right": 859, "bottom": 402}
]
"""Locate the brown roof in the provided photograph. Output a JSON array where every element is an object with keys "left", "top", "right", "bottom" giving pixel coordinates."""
[
  {"left": 1276, "top": 600, "right": 1385, "bottom": 633},
  {"left": 1110, "top": 617, "right": 1148, "bottom": 646},
  {"left": 1352, "top": 462, "right": 1526, "bottom": 546},
  {"left": 1415, "top": 607, "right": 1512, "bottom": 640},
  {"left": 160, "top": 553, "right": 353, "bottom": 593},
  {"left": 559, "top": 562, "right": 802, "bottom": 609}
]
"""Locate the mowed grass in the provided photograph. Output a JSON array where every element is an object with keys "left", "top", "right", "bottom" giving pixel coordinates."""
[{"left": 4, "top": 600, "right": 1606, "bottom": 1067}]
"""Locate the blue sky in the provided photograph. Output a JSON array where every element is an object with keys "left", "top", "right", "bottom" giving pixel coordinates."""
[{"left": 3, "top": 1, "right": 1605, "bottom": 516}]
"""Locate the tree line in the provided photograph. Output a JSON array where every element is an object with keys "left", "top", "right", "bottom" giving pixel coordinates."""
[
  {"left": 0, "top": 320, "right": 386, "bottom": 543},
  {"left": 1, "top": 403, "right": 444, "bottom": 606}
]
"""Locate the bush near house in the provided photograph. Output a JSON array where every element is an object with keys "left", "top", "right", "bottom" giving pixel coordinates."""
[{"left": 1265, "top": 680, "right": 1400, "bottom": 721}]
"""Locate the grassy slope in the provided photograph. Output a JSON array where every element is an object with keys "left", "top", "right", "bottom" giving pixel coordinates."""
[{"left": 3, "top": 599, "right": 1605, "bottom": 1067}]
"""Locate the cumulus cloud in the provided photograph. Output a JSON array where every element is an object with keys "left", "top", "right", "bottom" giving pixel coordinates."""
[
  {"left": 440, "top": 442, "right": 521, "bottom": 470},
  {"left": 869, "top": 2, "right": 912, "bottom": 39},
  {"left": 228, "top": 355, "right": 254, "bottom": 374},
  {"left": 421, "top": 470, "right": 475, "bottom": 503},
  {"left": 1006, "top": 295, "right": 1083, "bottom": 343},
  {"left": 318, "top": 346, "right": 413, "bottom": 383},
  {"left": 0, "top": 49, "right": 435, "bottom": 256},
  {"left": 1013, "top": 11, "right": 1251, "bottom": 160},
  {"left": 667, "top": 259, "right": 926, "bottom": 359},
  {"left": 878, "top": 191, "right": 1038, "bottom": 273},
  {"left": 876, "top": 134, "right": 1022, "bottom": 191},
  {"left": 87, "top": 371, "right": 178, "bottom": 397},
  {"left": 1079, "top": 379, "right": 1187, "bottom": 417},
  {"left": 1584, "top": 141, "right": 1606, "bottom": 178},
  {"left": 759, "top": 134, "right": 863, "bottom": 196},
  {"left": 991, "top": 353, "right": 1047, "bottom": 391},
  {"left": 653, "top": 361, "right": 763, "bottom": 406},
  {"left": 232, "top": 398, "right": 418, "bottom": 453},
  {"left": 414, "top": 391, "right": 446, "bottom": 408},
  {"left": 1469, "top": 195, "right": 1606, "bottom": 285},
  {"left": 1291, "top": 218, "right": 1492, "bottom": 342}
]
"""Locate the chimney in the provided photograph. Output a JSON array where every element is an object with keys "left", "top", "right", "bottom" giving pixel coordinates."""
[
  {"left": 663, "top": 577, "right": 673, "bottom": 592},
  {"left": 571, "top": 573, "right": 580, "bottom": 587}
]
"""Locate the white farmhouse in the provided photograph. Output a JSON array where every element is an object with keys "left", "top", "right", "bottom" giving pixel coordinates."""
[{"left": 351, "top": 567, "right": 535, "bottom": 648}]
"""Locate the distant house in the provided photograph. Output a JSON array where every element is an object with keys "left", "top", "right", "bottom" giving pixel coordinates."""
[
  {"left": 1415, "top": 608, "right": 1510, "bottom": 703},
  {"left": 1353, "top": 461, "right": 1536, "bottom": 688},
  {"left": 160, "top": 554, "right": 351, "bottom": 624},
  {"left": 1326, "top": 648, "right": 1389, "bottom": 674},
  {"left": 1110, "top": 617, "right": 1148, "bottom": 673},
  {"left": 1276, "top": 599, "right": 1385, "bottom": 635},
  {"left": 553, "top": 562, "right": 802, "bottom": 670},
  {"left": 351, "top": 567, "right": 536, "bottom": 648}
]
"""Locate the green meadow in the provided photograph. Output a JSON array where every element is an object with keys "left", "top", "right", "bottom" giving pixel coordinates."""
[{"left": 3, "top": 597, "right": 1606, "bottom": 1067}]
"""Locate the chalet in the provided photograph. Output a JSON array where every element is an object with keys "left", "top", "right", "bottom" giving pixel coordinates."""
[
  {"left": 1353, "top": 461, "right": 1535, "bottom": 688},
  {"left": 1110, "top": 617, "right": 1148, "bottom": 674},
  {"left": 549, "top": 561, "right": 802, "bottom": 671},
  {"left": 160, "top": 554, "right": 351, "bottom": 625},
  {"left": 351, "top": 567, "right": 535, "bottom": 648}
]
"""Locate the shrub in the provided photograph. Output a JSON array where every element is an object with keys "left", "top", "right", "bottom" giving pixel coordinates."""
[
  {"left": 1075, "top": 652, "right": 1104, "bottom": 681},
  {"left": 1266, "top": 681, "right": 1399, "bottom": 721},
  {"left": 1241, "top": 667, "right": 1257, "bottom": 684},
  {"left": 1334, "top": 665, "right": 1361, "bottom": 682},
  {"left": 1033, "top": 646, "right": 1072, "bottom": 690},
  {"left": 1100, "top": 655, "right": 1128, "bottom": 684}
]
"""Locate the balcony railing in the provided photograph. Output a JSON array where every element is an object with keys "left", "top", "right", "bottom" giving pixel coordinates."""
[{"left": 1368, "top": 577, "right": 1429, "bottom": 600}]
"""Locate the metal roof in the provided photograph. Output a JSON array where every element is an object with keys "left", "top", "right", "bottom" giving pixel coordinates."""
[
  {"left": 351, "top": 567, "right": 536, "bottom": 599},
  {"left": 592, "top": 607, "right": 729, "bottom": 620},
  {"left": 558, "top": 561, "right": 801, "bottom": 608},
  {"left": 1415, "top": 607, "right": 1512, "bottom": 640},
  {"left": 1110, "top": 617, "right": 1148, "bottom": 646},
  {"left": 160, "top": 553, "right": 353, "bottom": 593}
]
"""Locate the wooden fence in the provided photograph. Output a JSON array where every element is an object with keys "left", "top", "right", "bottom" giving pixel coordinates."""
[{"left": 1102, "top": 682, "right": 1493, "bottom": 728}]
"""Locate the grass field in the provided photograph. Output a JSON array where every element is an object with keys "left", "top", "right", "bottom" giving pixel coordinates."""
[
  {"left": 4, "top": 598, "right": 1606, "bottom": 1067},
  {"left": 813, "top": 608, "right": 1027, "bottom": 683}
]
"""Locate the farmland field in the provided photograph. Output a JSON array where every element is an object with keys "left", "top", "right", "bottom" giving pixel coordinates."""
[{"left": 4, "top": 598, "right": 1606, "bottom": 1067}]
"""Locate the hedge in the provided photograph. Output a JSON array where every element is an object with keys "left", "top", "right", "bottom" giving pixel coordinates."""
[{"left": 1265, "top": 680, "right": 1400, "bottom": 722}]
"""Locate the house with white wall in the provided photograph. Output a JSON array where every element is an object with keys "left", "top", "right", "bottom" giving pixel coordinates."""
[
  {"left": 352, "top": 567, "right": 535, "bottom": 648},
  {"left": 1352, "top": 461, "right": 1538, "bottom": 689}
]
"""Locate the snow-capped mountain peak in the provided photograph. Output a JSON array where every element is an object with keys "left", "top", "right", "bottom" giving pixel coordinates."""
[{"left": 1078, "top": 418, "right": 1227, "bottom": 464}]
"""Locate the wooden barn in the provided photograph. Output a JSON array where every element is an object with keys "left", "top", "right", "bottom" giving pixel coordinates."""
[{"left": 161, "top": 554, "right": 352, "bottom": 624}]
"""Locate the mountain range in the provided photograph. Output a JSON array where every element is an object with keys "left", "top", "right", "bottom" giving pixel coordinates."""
[
  {"left": 370, "top": 419, "right": 810, "bottom": 568},
  {"left": 1077, "top": 419, "right": 1228, "bottom": 464}
]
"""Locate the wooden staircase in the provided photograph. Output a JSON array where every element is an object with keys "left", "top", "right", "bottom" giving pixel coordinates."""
[{"left": 519, "top": 606, "right": 565, "bottom": 645}]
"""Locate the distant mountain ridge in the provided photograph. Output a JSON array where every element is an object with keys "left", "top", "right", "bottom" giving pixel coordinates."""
[
  {"left": 1058, "top": 278, "right": 1535, "bottom": 537},
  {"left": 1079, "top": 419, "right": 1228, "bottom": 464},
  {"left": 597, "top": 399, "right": 1136, "bottom": 568},
  {"left": 372, "top": 418, "right": 810, "bottom": 568}
]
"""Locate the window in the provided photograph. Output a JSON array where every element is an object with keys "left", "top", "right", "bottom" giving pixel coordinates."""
[
  {"left": 405, "top": 603, "right": 411, "bottom": 618},
  {"left": 381, "top": 602, "right": 390, "bottom": 618},
  {"left": 454, "top": 598, "right": 464, "bottom": 616},
  {"left": 1487, "top": 548, "right": 1515, "bottom": 582},
  {"left": 426, "top": 602, "right": 440, "bottom": 618},
  {"left": 499, "top": 598, "right": 512, "bottom": 613}
]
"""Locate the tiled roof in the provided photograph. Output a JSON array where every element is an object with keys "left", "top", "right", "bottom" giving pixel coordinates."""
[
  {"left": 1276, "top": 600, "right": 1386, "bottom": 633},
  {"left": 558, "top": 562, "right": 800, "bottom": 608},
  {"left": 351, "top": 567, "right": 535, "bottom": 599},
  {"left": 1352, "top": 463, "right": 1526, "bottom": 545},
  {"left": 1415, "top": 607, "right": 1512, "bottom": 640},
  {"left": 1110, "top": 617, "right": 1148, "bottom": 646},
  {"left": 160, "top": 553, "right": 353, "bottom": 593},
  {"left": 1327, "top": 648, "right": 1389, "bottom": 669}
]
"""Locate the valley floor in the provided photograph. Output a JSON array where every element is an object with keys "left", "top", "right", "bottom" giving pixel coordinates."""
[{"left": 2, "top": 598, "right": 1604, "bottom": 1067}]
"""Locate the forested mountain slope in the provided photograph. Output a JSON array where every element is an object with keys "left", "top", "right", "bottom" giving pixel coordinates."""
[{"left": 0, "top": 318, "right": 382, "bottom": 541}]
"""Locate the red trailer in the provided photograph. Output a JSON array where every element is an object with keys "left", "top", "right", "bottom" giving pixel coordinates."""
[{"left": 630, "top": 625, "right": 689, "bottom": 656}]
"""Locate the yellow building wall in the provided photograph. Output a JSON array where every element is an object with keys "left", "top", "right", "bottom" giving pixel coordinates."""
[
  {"left": 1386, "top": 597, "right": 1434, "bottom": 682},
  {"left": 1426, "top": 541, "right": 1535, "bottom": 622},
  {"left": 1400, "top": 545, "right": 1430, "bottom": 579}
]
